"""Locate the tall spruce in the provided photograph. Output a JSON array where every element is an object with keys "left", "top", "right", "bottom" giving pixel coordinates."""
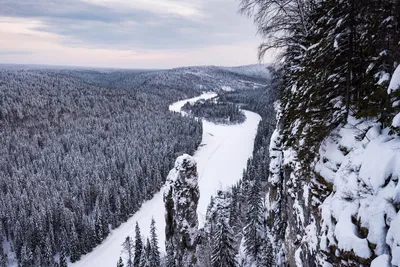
[
  {"left": 59, "top": 249, "right": 67, "bottom": 267},
  {"left": 122, "top": 236, "right": 134, "bottom": 267},
  {"left": 149, "top": 218, "right": 161, "bottom": 267},
  {"left": 139, "top": 238, "right": 151, "bottom": 267},
  {"left": 133, "top": 223, "right": 143, "bottom": 267},
  {"left": 243, "top": 179, "right": 264, "bottom": 263},
  {"left": 211, "top": 218, "right": 237, "bottom": 267}
]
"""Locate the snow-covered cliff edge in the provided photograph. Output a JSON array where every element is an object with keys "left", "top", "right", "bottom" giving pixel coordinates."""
[{"left": 268, "top": 67, "right": 400, "bottom": 266}]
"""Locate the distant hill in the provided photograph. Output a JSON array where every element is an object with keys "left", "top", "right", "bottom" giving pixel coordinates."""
[
  {"left": 1, "top": 64, "right": 270, "bottom": 95},
  {"left": 222, "top": 64, "right": 271, "bottom": 79}
]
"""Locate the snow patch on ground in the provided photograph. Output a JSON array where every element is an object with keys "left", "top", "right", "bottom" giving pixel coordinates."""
[{"left": 71, "top": 93, "right": 261, "bottom": 267}]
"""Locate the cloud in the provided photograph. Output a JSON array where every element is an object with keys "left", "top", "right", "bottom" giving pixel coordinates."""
[
  {"left": 0, "top": 49, "right": 32, "bottom": 56},
  {"left": 82, "top": 0, "right": 204, "bottom": 18},
  {"left": 0, "top": 0, "right": 265, "bottom": 67}
]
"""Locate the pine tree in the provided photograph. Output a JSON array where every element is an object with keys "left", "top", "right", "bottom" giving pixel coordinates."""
[
  {"left": 122, "top": 236, "right": 134, "bottom": 267},
  {"left": 33, "top": 246, "right": 42, "bottom": 267},
  {"left": 43, "top": 236, "right": 54, "bottom": 266},
  {"left": 243, "top": 179, "right": 263, "bottom": 263},
  {"left": 139, "top": 238, "right": 151, "bottom": 267},
  {"left": 265, "top": 240, "right": 274, "bottom": 267},
  {"left": 59, "top": 249, "right": 67, "bottom": 267},
  {"left": 69, "top": 224, "right": 81, "bottom": 263},
  {"left": 149, "top": 218, "right": 161, "bottom": 267},
  {"left": 211, "top": 218, "right": 236, "bottom": 267},
  {"left": 19, "top": 243, "right": 32, "bottom": 267},
  {"left": 117, "top": 257, "right": 124, "bottom": 267},
  {"left": 0, "top": 245, "right": 7, "bottom": 267},
  {"left": 257, "top": 231, "right": 274, "bottom": 267},
  {"left": 133, "top": 223, "right": 143, "bottom": 267}
]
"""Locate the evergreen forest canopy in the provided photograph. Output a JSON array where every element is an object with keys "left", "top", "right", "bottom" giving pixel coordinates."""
[
  {"left": 0, "top": 65, "right": 269, "bottom": 267},
  {"left": 182, "top": 99, "right": 246, "bottom": 124}
]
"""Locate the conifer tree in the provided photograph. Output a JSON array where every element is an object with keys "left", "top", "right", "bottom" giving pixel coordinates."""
[
  {"left": 59, "top": 249, "right": 67, "bottom": 267},
  {"left": 133, "top": 223, "right": 143, "bottom": 267},
  {"left": 69, "top": 224, "right": 81, "bottom": 262},
  {"left": 0, "top": 242, "right": 7, "bottom": 267},
  {"left": 19, "top": 244, "right": 32, "bottom": 267},
  {"left": 122, "top": 236, "right": 134, "bottom": 267},
  {"left": 117, "top": 257, "right": 124, "bottom": 267},
  {"left": 149, "top": 218, "right": 161, "bottom": 267},
  {"left": 43, "top": 236, "right": 54, "bottom": 266},
  {"left": 139, "top": 238, "right": 151, "bottom": 267},
  {"left": 211, "top": 218, "right": 236, "bottom": 267},
  {"left": 243, "top": 179, "right": 263, "bottom": 262},
  {"left": 265, "top": 240, "right": 274, "bottom": 267}
]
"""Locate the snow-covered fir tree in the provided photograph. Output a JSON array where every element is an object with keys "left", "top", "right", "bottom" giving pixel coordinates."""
[
  {"left": 243, "top": 179, "right": 264, "bottom": 264},
  {"left": 211, "top": 218, "right": 237, "bottom": 267},
  {"left": 134, "top": 223, "right": 143, "bottom": 267},
  {"left": 139, "top": 239, "right": 151, "bottom": 267},
  {"left": 59, "top": 249, "right": 67, "bottom": 267},
  {"left": 149, "top": 218, "right": 161, "bottom": 267},
  {"left": 122, "top": 236, "right": 134, "bottom": 267}
]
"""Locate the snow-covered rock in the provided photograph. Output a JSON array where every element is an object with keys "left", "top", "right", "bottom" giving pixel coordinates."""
[
  {"left": 164, "top": 154, "right": 199, "bottom": 267},
  {"left": 267, "top": 67, "right": 400, "bottom": 266}
]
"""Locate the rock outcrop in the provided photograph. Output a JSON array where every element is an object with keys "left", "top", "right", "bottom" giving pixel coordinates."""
[{"left": 164, "top": 154, "right": 200, "bottom": 267}]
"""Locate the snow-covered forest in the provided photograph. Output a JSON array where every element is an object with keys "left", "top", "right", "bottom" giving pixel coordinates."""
[
  {"left": 182, "top": 99, "right": 246, "bottom": 124},
  {"left": 2, "top": 0, "right": 400, "bottom": 266},
  {"left": 0, "top": 65, "right": 270, "bottom": 267}
]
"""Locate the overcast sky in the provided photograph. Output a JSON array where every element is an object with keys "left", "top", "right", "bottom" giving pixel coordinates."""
[{"left": 0, "top": 0, "right": 272, "bottom": 69}]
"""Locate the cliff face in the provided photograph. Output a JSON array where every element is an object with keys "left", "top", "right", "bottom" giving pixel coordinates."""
[
  {"left": 268, "top": 68, "right": 400, "bottom": 267},
  {"left": 267, "top": 116, "right": 320, "bottom": 267}
]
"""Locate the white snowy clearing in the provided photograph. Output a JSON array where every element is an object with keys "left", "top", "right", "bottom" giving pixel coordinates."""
[{"left": 71, "top": 92, "right": 261, "bottom": 267}]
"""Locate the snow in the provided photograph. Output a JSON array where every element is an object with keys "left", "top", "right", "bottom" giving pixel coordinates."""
[
  {"left": 294, "top": 247, "right": 303, "bottom": 267},
  {"left": 294, "top": 199, "right": 305, "bottom": 228},
  {"left": 334, "top": 208, "right": 371, "bottom": 258},
  {"left": 169, "top": 92, "right": 217, "bottom": 114},
  {"left": 221, "top": 85, "right": 234, "bottom": 92},
  {"left": 392, "top": 112, "right": 400, "bottom": 127},
  {"left": 378, "top": 72, "right": 390, "bottom": 85},
  {"left": 388, "top": 65, "right": 400, "bottom": 94},
  {"left": 317, "top": 115, "right": 400, "bottom": 263},
  {"left": 387, "top": 212, "right": 400, "bottom": 266},
  {"left": 166, "top": 154, "right": 197, "bottom": 184},
  {"left": 359, "top": 133, "right": 399, "bottom": 193},
  {"left": 371, "top": 254, "right": 391, "bottom": 267},
  {"left": 303, "top": 219, "right": 318, "bottom": 253},
  {"left": 71, "top": 93, "right": 261, "bottom": 267}
]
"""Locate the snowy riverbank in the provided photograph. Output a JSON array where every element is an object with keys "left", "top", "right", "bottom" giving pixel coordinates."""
[{"left": 71, "top": 92, "right": 261, "bottom": 267}]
